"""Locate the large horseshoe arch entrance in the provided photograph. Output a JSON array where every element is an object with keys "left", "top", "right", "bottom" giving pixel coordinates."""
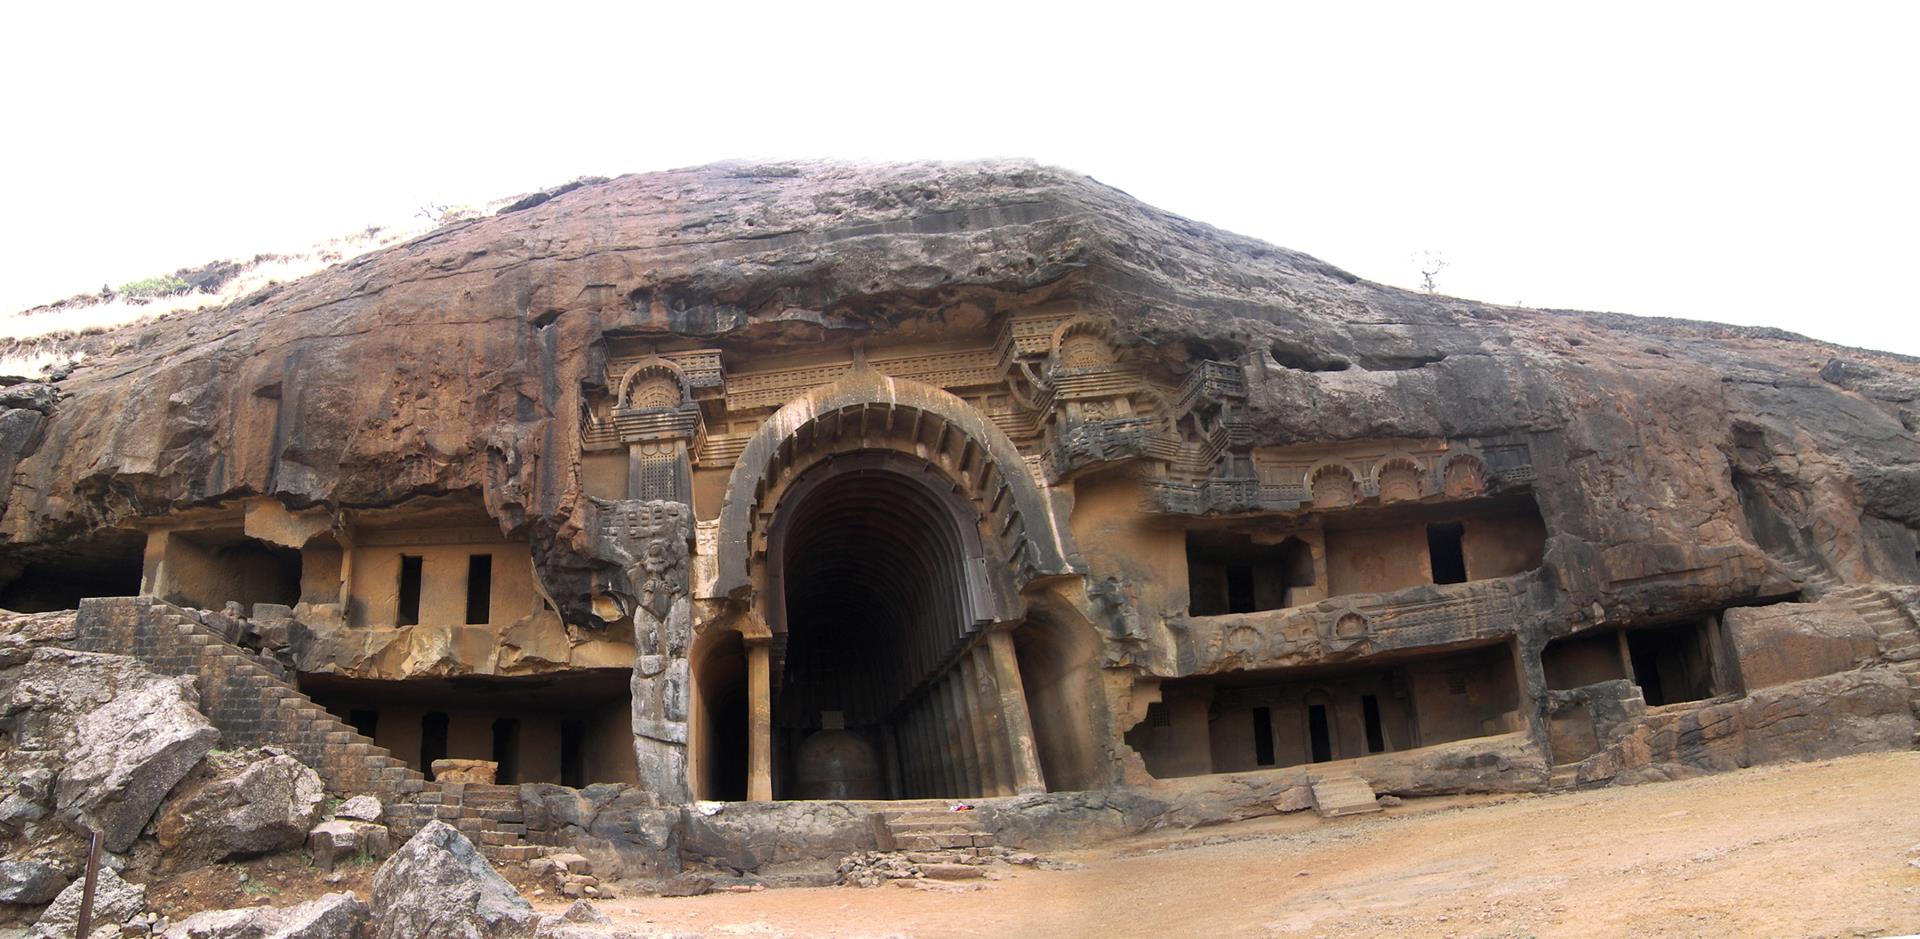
[
  {"left": 693, "top": 374, "right": 1081, "bottom": 802},
  {"left": 765, "top": 452, "right": 1039, "bottom": 800}
]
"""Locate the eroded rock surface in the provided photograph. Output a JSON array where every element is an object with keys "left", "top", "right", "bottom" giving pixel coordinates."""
[
  {"left": 369, "top": 821, "right": 536, "bottom": 939},
  {"left": 1, "top": 645, "right": 218, "bottom": 853},
  {"left": 161, "top": 891, "right": 369, "bottom": 939},
  {"left": 29, "top": 866, "right": 145, "bottom": 938},
  {"left": 55, "top": 673, "right": 220, "bottom": 852},
  {"left": 154, "top": 748, "right": 327, "bottom": 865}
]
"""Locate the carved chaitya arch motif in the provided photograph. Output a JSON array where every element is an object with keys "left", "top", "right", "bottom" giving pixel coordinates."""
[
  {"left": 1376, "top": 457, "right": 1423, "bottom": 502},
  {"left": 1309, "top": 463, "right": 1357, "bottom": 509},
  {"left": 1051, "top": 318, "right": 1120, "bottom": 371},
  {"left": 712, "top": 371, "right": 1082, "bottom": 606},
  {"left": 1441, "top": 453, "right": 1488, "bottom": 498},
  {"left": 623, "top": 365, "right": 687, "bottom": 410}
]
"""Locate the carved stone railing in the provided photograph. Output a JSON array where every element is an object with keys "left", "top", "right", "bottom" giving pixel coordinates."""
[
  {"left": 582, "top": 405, "right": 703, "bottom": 451},
  {"left": 1140, "top": 477, "right": 1307, "bottom": 516},
  {"left": 1046, "top": 418, "right": 1179, "bottom": 479},
  {"left": 1170, "top": 576, "right": 1530, "bottom": 676},
  {"left": 1173, "top": 360, "right": 1247, "bottom": 416}
]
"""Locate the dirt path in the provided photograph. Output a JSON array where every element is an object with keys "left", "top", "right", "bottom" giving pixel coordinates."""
[{"left": 586, "top": 751, "right": 1920, "bottom": 938}]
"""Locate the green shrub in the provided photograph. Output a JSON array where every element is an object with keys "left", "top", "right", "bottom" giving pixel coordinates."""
[{"left": 117, "top": 275, "right": 192, "bottom": 298}]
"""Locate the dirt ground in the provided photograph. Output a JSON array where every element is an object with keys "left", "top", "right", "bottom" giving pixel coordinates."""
[{"left": 581, "top": 751, "right": 1920, "bottom": 938}]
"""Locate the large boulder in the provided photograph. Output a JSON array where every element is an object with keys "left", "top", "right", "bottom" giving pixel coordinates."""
[
  {"left": 29, "top": 866, "right": 145, "bottom": 938},
  {"left": 518, "top": 784, "right": 679, "bottom": 878},
  {"left": 0, "top": 647, "right": 220, "bottom": 853},
  {"left": 308, "top": 820, "right": 392, "bottom": 872},
  {"left": 369, "top": 820, "right": 536, "bottom": 939},
  {"left": 1723, "top": 601, "right": 1881, "bottom": 689},
  {"left": 54, "top": 672, "right": 220, "bottom": 852},
  {"left": 155, "top": 748, "right": 327, "bottom": 865},
  {"left": 333, "top": 796, "right": 384, "bottom": 824},
  {"left": 0, "top": 859, "right": 68, "bottom": 905},
  {"left": 1578, "top": 667, "right": 1917, "bottom": 785},
  {"left": 161, "top": 892, "right": 368, "bottom": 939}
]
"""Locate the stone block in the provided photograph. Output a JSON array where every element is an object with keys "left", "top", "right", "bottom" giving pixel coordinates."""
[{"left": 1725, "top": 602, "right": 1879, "bottom": 689}]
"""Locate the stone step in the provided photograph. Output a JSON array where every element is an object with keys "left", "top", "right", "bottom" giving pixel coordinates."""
[
  {"left": 76, "top": 598, "right": 431, "bottom": 806},
  {"left": 1310, "top": 775, "right": 1382, "bottom": 818},
  {"left": 1548, "top": 764, "right": 1581, "bottom": 791},
  {"left": 890, "top": 818, "right": 990, "bottom": 829},
  {"left": 885, "top": 810, "right": 987, "bottom": 827},
  {"left": 893, "top": 832, "right": 996, "bottom": 851},
  {"left": 483, "top": 844, "right": 551, "bottom": 864}
]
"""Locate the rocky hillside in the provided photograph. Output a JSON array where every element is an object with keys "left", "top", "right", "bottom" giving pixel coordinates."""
[{"left": 0, "top": 160, "right": 1915, "bottom": 618}]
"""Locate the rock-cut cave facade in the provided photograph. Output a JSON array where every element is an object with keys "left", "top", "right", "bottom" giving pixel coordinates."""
[{"left": 0, "top": 162, "right": 1915, "bottom": 850}]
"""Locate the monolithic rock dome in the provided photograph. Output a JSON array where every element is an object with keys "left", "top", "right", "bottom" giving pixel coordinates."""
[{"left": 1, "top": 160, "right": 1917, "bottom": 884}]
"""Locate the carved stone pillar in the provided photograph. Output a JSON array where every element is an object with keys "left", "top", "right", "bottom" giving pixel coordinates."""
[
  {"left": 985, "top": 624, "right": 1047, "bottom": 795},
  {"left": 947, "top": 669, "right": 982, "bottom": 796},
  {"left": 746, "top": 637, "right": 773, "bottom": 801},
  {"left": 970, "top": 644, "right": 1015, "bottom": 796}
]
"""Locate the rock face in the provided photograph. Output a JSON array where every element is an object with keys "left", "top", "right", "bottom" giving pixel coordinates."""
[
  {"left": 1577, "top": 669, "right": 1916, "bottom": 786},
  {"left": 369, "top": 821, "right": 536, "bottom": 939},
  {"left": 30, "top": 866, "right": 145, "bottom": 938},
  {"left": 54, "top": 671, "right": 221, "bottom": 852},
  {"left": 1723, "top": 602, "right": 1880, "bottom": 689},
  {"left": 307, "top": 819, "right": 392, "bottom": 872},
  {"left": 0, "top": 859, "right": 66, "bottom": 905},
  {"left": 0, "top": 161, "right": 1916, "bottom": 842},
  {"left": 161, "top": 892, "right": 369, "bottom": 939},
  {"left": 333, "top": 796, "right": 384, "bottom": 823},
  {"left": 517, "top": 785, "right": 678, "bottom": 878},
  {"left": 155, "top": 748, "right": 327, "bottom": 865},
  {"left": 0, "top": 645, "right": 218, "bottom": 853}
]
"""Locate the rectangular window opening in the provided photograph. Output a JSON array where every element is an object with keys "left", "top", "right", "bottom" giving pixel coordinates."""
[
  {"left": 1225, "top": 565, "right": 1256, "bottom": 614},
  {"left": 465, "top": 554, "right": 493, "bottom": 625},
  {"left": 1307, "top": 704, "right": 1333, "bottom": 763},
  {"left": 1626, "top": 621, "right": 1716, "bottom": 706},
  {"left": 1362, "top": 695, "right": 1385, "bottom": 753},
  {"left": 397, "top": 555, "right": 423, "bottom": 626},
  {"left": 1187, "top": 532, "right": 1316, "bottom": 616},
  {"left": 420, "top": 711, "right": 449, "bottom": 780},
  {"left": 1252, "top": 706, "right": 1275, "bottom": 766},
  {"left": 560, "top": 719, "right": 587, "bottom": 788},
  {"left": 491, "top": 717, "right": 520, "bottom": 785},
  {"left": 1427, "top": 522, "right": 1468, "bottom": 585}
]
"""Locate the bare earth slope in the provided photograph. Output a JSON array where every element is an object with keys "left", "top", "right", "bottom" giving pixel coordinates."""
[{"left": 591, "top": 751, "right": 1920, "bottom": 938}]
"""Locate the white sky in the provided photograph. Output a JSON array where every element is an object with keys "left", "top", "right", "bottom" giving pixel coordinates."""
[{"left": 3, "top": 2, "right": 1916, "bottom": 355}]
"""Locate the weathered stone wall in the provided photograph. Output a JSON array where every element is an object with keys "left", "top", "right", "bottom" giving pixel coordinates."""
[{"left": 0, "top": 160, "right": 1915, "bottom": 811}]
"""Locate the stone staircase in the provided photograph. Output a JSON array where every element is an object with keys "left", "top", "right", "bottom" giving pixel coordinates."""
[
  {"left": 72, "top": 597, "right": 552, "bottom": 865},
  {"left": 1547, "top": 763, "right": 1582, "bottom": 792},
  {"left": 870, "top": 801, "right": 999, "bottom": 857},
  {"left": 1308, "top": 774, "right": 1382, "bottom": 818},
  {"left": 387, "top": 782, "right": 551, "bottom": 865},
  {"left": 1776, "top": 556, "right": 1920, "bottom": 660},
  {"left": 1775, "top": 557, "right": 1920, "bottom": 741}
]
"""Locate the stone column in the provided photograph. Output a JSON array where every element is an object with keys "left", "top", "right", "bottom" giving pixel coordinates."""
[
  {"left": 947, "top": 670, "right": 982, "bottom": 797},
  {"left": 972, "top": 644, "right": 1016, "bottom": 796},
  {"left": 961, "top": 652, "right": 1008, "bottom": 795},
  {"left": 933, "top": 684, "right": 960, "bottom": 797},
  {"left": 1511, "top": 634, "right": 1552, "bottom": 758},
  {"left": 746, "top": 637, "right": 773, "bottom": 801},
  {"left": 878, "top": 722, "right": 904, "bottom": 799},
  {"left": 907, "top": 703, "right": 930, "bottom": 798},
  {"left": 985, "top": 625, "right": 1047, "bottom": 794}
]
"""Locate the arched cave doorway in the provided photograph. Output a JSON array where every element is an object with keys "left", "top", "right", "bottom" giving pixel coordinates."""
[
  {"left": 753, "top": 451, "right": 1042, "bottom": 800},
  {"left": 701, "top": 374, "right": 1083, "bottom": 801}
]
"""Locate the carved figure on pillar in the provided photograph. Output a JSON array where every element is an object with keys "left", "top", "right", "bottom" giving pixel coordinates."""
[
  {"left": 591, "top": 497, "right": 694, "bottom": 802},
  {"left": 1090, "top": 575, "right": 1148, "bottom": 666}
]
